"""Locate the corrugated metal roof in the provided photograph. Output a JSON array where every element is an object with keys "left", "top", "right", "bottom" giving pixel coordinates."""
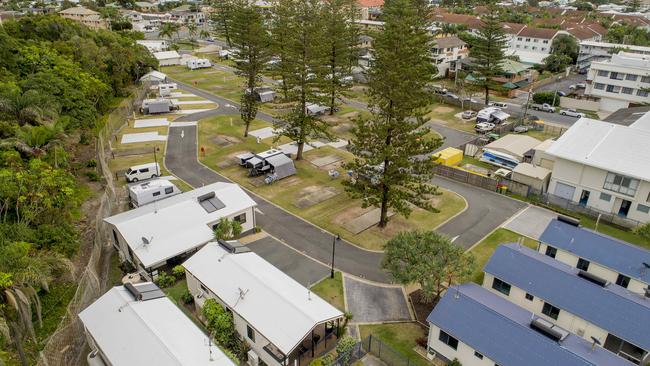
[
  {"left": 484, "top": 244, "right": 650, "bottom": 352},
  {"left": 427, "top": 284, "right": 634, "bottom": 366},
  {"left": 540, "top": 219, "right": 650, "bottom": 283}
]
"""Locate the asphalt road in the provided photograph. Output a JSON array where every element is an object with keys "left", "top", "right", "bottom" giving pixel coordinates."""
[
  {"left": 165, "top": 122, "right": 388, "bottom": 282},
  {"left": 433, "top": 177, "right": 527, "bottom": 249}
]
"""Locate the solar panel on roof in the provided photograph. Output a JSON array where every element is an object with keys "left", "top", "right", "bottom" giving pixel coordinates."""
[{"left": 199, "top": 197, "right": 225, "bottom": 213}]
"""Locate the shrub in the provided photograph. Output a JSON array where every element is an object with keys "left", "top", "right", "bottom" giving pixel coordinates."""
[
  {"left": 154, "top": 271, "right": 176, "bottom": 288},
  {"left": 415, "top": 337, "right": 428, "bottom": 348},
  {"left": 181, "top": 289, "right": 194, "bottom": 304},
  {"left": 532, "top": 91, "right": 560, "bottom": 106},
  {"left": 86, "top": 159, "right": 97, "bottom": 168},
  {"left": 635, "top": 222, "right": 650, "bottom": 240},
  {"left": 86, "top": 170, "right": 100, "bottom": 181},
  {"left": 449, "top": 359, "right": 463, "bottom": 366},
  {"left": 336, "top": 335, "right": 357, "bottom": 366},
  {"left": 172, "top": 265, "right": 185, "bottom": 278},
  {"left": 203, "top": 298, "right": 237, "bottom": 349}
]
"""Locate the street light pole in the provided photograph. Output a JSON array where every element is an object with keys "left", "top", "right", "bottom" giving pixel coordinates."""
[{"left": 330, "top": 234, "right": 340, "bottom": 279}]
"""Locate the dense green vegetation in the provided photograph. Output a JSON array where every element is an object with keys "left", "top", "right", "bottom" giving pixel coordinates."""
[{"left": 0, "top": 15, "right": 156, "bottom": 365}]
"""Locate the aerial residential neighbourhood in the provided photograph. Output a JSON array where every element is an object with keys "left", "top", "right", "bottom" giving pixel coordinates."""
[{"left": 3, "top": 0, "right": 650, "bottom": 365}]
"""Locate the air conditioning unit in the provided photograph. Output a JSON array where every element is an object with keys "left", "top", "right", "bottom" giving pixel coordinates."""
[
  {"left": 247, "top": 350, "right": 259, "bottom": 366},
  {"left": 426, "top": 347, "right": 436, "bottom": 360}
]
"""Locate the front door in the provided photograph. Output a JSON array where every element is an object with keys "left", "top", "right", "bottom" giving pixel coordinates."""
[
  {"left": 579, "top": 190, "right": 590, "bottom": 206},
  {"left": 618, "top": 199, "right": 632, "bottom": 217}
]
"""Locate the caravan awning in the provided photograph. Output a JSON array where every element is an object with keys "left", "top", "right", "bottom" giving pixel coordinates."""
[{"left": 492, "top": 110, "right": 510, "bottom": 121}]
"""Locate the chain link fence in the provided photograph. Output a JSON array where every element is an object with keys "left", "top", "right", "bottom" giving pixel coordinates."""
[{"left": 36, "top": 85, "right": 149, "bottom": 366}]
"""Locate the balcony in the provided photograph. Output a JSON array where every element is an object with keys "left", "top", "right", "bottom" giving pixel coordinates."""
[{"left": 261, "top": 321, "right": 340, "bottom": 366}]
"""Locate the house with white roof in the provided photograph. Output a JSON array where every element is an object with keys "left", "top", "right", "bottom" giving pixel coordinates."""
[
  {"left": 154, "top": 50, "right": 182, "bottom": 66},
  {"left": 546, "top": 114, "right": 650, "bottom": 224},
  {"left": 104, "top": 182, "right": 256, "bottom": 278},
  {"left": 79, "top": 282, "right": 235, "bottom": 366},
  {"left": 539, "top": 218, "right": 650, "bottom": 296},
  {"left": 183, "top": 241, "right": 344, "bottom": 366},
  {"left": 139, "top": 70, "right": 167, "bottom": 83}
]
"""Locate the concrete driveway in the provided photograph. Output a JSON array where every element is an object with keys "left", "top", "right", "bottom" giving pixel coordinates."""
[
  {"left": 502, "top": 205, "right": 557, "bottom": 240},
  {"left": 425, "top": 121, "right": 476, "bottom": 152},
  {"left": 344, "top": 276, "right": 411, "bottom": 323},
  {"left": 246, "top": 235, "right": 329, "bottom": 287}
]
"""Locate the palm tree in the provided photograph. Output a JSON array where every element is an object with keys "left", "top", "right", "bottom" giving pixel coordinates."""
[
  {"left": 186, "top": 22, "right": 198, "bottom": 49},
  {"left": 0, "top": 124, "right": 65, "bottom": 162},
  {"left": 159, "top": 22, "right": 175, "bottom": 41},
  {"left": 0, "top": 242, "right": 73, "bottom": 366},
  {"left": 199, "top": 29, "right": 211, "bottom": 40},
  {"left": 0, "top": 89, "right": 57, "bottom": 126}
]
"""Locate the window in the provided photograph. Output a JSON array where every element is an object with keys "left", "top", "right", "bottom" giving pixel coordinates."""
[
  {"left": 139, "top": 168, "right": 149, "bottom": 173},
  {"left": 525, "top": 293, "right": 534, "bottom": 301},
  {"left": 542, "top": 302, "right": 560, "bottom": 320},
  {"left": 532, "top": 46, "right": 537, "bottom": 50},
  {"left": 545, "top": 246, "right": 557, "bottom": 258},
  {"left": 524, "top": 45, "right": 529, "bottom": 49},
  {"left": 638, "top": 204, "right": 650, "bottom": 214},
  {"left": 609, "top": 72, "right": 624, "bottom": 80},
  {"left": 594, "top": 83, "right": 605, "bottom": 90},
  {"left": 153, "top": 191, "right": 161, "bottom": 197},
  {"left": 533, "top": 39, "right": 539, "bottom": 43},
  {"left": 492, "top": 278, "right": 511, "bottom": 296},
  {"left": 597, "top": 70, "right": 609, "bottom": 77},
  {"left": 164, "top": 187, "right": 174, "bottom": 194},
  {"left": 526, "top": 38, "right": 531, "bottom": 42},
  {"left": 112, "top": 230, "right": 119, "bottom": 245},
  {"left": 247, "top": 325, "right": 255, "bottom": 342},
  {"left": 517, "top": 37, "right": 522, "bottom": 41},
  {"left": 606, "top": 85, "right": 621, "bottom": 93},
  {"left": 642, "top": 76, "right": 650, "bottom": 83},
  {"left": 637, "top": 90, "right": 649, "bottom": 97},
  {"left": 600, "top": 192, "right": 612, "bottom": 201},
  {"left": 603, "top": 172, "right": 639, "bottom": 196},
  {"left": 577, "top": 258, "right": 590, "bottom": 271},
  {"left": 474, "top": 351, "right": 484, "bottom": 359},
  {"left": 541, "top": 47, "right": 546, "bottom": 51},
  {"left": 626, "top": 74, "right": 638, "bottom": 81},
  {"left": 439, "top": 330, "right": 458, "bottom": 350},
  {"left": 616, "top": 274, "right": 630, "bottom": 288},
  {"left": 233, "top": 213, "right": 247, "bottom": 224},
  {"left": 543, "top": 40, "right": 549, "bottom": 44},
  {"left": 622, "top": 87, "right": 633, "bottom": 95}
]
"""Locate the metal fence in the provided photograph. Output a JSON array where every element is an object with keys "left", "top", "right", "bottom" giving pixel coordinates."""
[
  {"left": 331, "top": 335, "right": 421, "bottom": 366},
  {"left": 36, "top": 85, "right": 148, "bottom": 366}
]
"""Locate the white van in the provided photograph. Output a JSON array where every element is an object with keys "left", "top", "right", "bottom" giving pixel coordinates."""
[
  {"left": 128, "top": 179, "right": 180, "bottom": 207},
  {"left": 124, "top": 163, "right": 160, "bottom": 182}
]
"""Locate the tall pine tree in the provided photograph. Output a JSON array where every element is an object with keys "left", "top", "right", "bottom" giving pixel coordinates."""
[
  {"left": 230, "top": 0, "right": 271, "bottom": 137},
  {"left": 272, "top": 0, "right": 331, "bottom": 160},
  {"left": 321, "top": 0, "right": 359, "bottom": 115},
  {"left": 469, "top": 4, "right": 508, "bottom": 105},
  {"left": 211, "top": 0, "right": 235, "bottom": 47},
  {"left": 343, "top": 0, "right": 442, "bottom": 228},
  {"left": 269, "top": 0, "right": 294, "bottom": 100}
]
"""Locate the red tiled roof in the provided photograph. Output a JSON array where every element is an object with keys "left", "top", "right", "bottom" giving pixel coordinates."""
[
  {"left": 431, "top": 11, "right": 483, "bottom": 29},
  {"left": 564, "top": 25, "right": 599, "bottom": 40},
  {"left": 502, "top": 22, "right": 526, "bottom": 35},
  {"left": 517, "top": 26, "right": 559, "bottom": 39},
  {"left": 357, "top": 0, "right": 383, "bottom": 8}
]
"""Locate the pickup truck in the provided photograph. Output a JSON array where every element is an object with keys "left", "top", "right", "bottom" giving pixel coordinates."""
[
  {"left": 559, "top": 108, "right": 586, "bottom": 118},
  {"left": 529, "top": 103, "right": 555, "bottom": 113}
]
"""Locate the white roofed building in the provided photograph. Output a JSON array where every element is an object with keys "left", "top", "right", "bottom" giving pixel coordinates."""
[
  {"left": 183, "top": 241, "right": 344, "bottom": 366},
  {"left": 79, "top": 282, "right": 235, "bottom": 366},
  {"left": 154, "top": 50, "right": 182, "bottom": 66},
  {"left": 104, "top": 183, "right": 256, "bottom": 278},
  {"left": 546, "top": 114, "right": 650, "bottom": 225}
]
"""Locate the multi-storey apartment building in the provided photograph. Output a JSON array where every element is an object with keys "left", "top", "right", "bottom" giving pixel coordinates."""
[{"left": 585, "top": 52, "right": 650, "bottom": 111}]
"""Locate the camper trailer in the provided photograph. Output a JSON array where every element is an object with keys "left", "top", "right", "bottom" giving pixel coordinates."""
[
  {"left": 124, "top": 162, "right": 160, "bottom": 183},
  {"left": 141, "top": 99, "right": 178, "bottom": 114},
  {"left": 128, "top": 179, "right": 180, "bottom": 207},
  {"left": 246, "top": 87, "right": 276, "bottom": 103},
  {"left": 476, "top": 107, "right": 510, "bottom": 124},
  {"left": 158, "top": 83, "right": 178, "bottom": 97},
  {"left": 187, "top": 58, "right": 212, "bottom": 70},
  {"left": 236, "top": 149, "right": 296, "bottom": 179}
]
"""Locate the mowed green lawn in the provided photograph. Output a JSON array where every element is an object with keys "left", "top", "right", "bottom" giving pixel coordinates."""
[{"left": 197, "top": 115, "right": 466, "bottom": 251}]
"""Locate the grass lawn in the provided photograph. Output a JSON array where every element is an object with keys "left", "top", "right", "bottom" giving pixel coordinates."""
[
  {"left": 359, "top": 323, "right": 430, "bottom": 366},
  {"left": 459, "top": 155, "right": 493, "bottom": 172},
  {"left": 343, "top": 85, "right": 370, "bottom": 104},
  {"left": 311, "top": 272, "right": 345, "bottom": 311},
  {"left": 518, "top": 129, "right": 559, "bottom": 141},
  {"left": 197, "top": 115, "right": 467, "bottom": 251},
  {"left": 426, "top": 103, "right": 476, "bottom": 134},
  {"left": 468, "top": 228, "right": 538, "bottom": 284},
  {"left": 163, "top": 65, "right": 244, "bottom": 102}
]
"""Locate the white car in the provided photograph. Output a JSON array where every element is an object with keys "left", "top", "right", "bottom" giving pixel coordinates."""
[
  {"left": 488, "top": 101, "right": 508, "bottom": 109},
  {"left": 494, "top": 168, "right": 512, "bottom": 179},
  {"left": 462, "top": 110, "right": 476, "bottom": 119},
  {"left": 559, "top": 108, "right": 586, "bottom": 118},
  {"left": 475, "top": 122, "right": 496, "bottom": 133}
]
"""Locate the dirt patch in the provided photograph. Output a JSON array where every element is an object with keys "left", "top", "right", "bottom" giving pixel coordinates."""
[
  {"left": 294, "top": 185, "right": 339, "bottom": 209},
  {"left": 408, "top": 289, "right": 438, "bottom": 326},
  {"left": 432, "top": 106, "right": 453, "bottom": 114},
  {"left": 333, "top": 122, "right": 353, "bottom": 134},
  {"left": 212, "top": 134, "right": 241, "bottom": 147}
]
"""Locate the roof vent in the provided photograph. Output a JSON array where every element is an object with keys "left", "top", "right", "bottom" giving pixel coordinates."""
[
  {"left": 198, "top": 191, "right": 225, "bottom": 213},
  {"left": 557, "top": 215, "right": 580, "bottom": 227},
  {"left": 578, "top": 270, "right": 608, "bottom": 287},
  {"left": 218, "top": 239, "right": 251, "bottom": 254},
  {"left": 124, "top": 282, "right": 165, "bottom": 302},
  {"left": 530, "top": 318, "right": 569, "bottom": 342}
]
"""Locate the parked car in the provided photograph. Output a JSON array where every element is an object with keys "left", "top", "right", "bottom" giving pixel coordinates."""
[
  {"left": 488, "top": 101, "right": 508, "bottom": 109},
  {"left": 569, "top": 84, "right": 577, "bottom": 90},
  {"left": 529, "top": 103, "right": 555, "bottom": 113},
  {"left": 494, "top": 168, "right": 512, "bottom": 179},
  {"left": 462, "top": 110, "right": 476, "bottom": 119},
  {"left": 446, "top": 93, "right": 459, "bottom": 100},
  {"left": 124, "top": 162, "right": 160, "bottom": 183},
  {"left": 475, "top": 122, "right": 496, "bottom": 133},
  {"left": 513, "top": 125, "right": 530, "bottom": 133},
  {"left": 575, "top": 83, "right": 586, "bottom": 89},
  {"left": 557, "top": 91, "right": 567, "bottom": 97},
  {"left": 559, "top": 108, "right": 586, "bottom": 118}
]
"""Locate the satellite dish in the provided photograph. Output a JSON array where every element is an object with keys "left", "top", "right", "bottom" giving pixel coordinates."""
[{"left": 142, "top": 237, "right": 150, "bottom": 245}]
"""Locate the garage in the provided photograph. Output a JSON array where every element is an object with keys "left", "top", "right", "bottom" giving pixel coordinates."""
[{"left": 554, "top": 181, "right": 576, "bottom": 200}]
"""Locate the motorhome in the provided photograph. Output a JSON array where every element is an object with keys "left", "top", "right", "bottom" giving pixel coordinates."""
[
  {"left": 476, "top": 107, "right": 510, "bottom": 124},
  {"left": 187, "top": 58, "right": 212, "bottom": 70},
  {"left": 158, "top": 83, "right": 177, "bottom": 97},
  {"left": 128, "top": 179, "right": 180, "bottom": 207},
  {"left": 124, "top": 162, "right": 160, "bottom": 182}
]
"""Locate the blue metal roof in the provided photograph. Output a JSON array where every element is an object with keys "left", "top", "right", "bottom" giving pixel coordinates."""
[
  {"left": 426, "top": 283, "right": 633, "bottom": 366},
  {"left": 540, "top": 219, "right": 650, "bottom": 283},
  {"left": 484, "top": 244, "right": 650, "bottom": 352}
]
